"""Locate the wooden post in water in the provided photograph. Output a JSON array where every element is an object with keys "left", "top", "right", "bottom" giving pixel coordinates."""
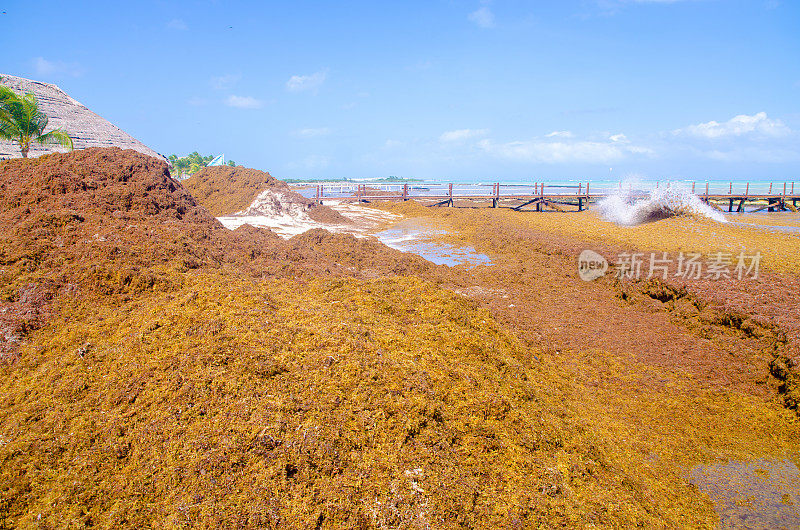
[
  {"left": 729, "top": 182, "right": 732, "bottom": 194},
  {"left": 705, "top": 182, "right": 709, "bottom": 203},
  {"left": 448, "top": 183, "right": 453, "bottom": 206},
  {"left": 403, "top": 183, "right": 408, "bottom": 201},
  {"left": 769, "top": 183, "right": 773, "bottom": 195},
  {"left": 585, "top": 182, "right": 590, "bottom": 211},
  {"left": 745, "top": 182, "right": 749, "bottom": 197},
  {"left": 537, "top": 182, "right": 544, "bottom": 212},
  {"left": 692, "top": 182, "right": 696, "bottom": 194}
]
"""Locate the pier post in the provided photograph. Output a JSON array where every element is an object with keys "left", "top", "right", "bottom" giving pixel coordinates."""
[
  {"left": 705, "top": 182, "right": 709, "bottom": 203},
  {"left": 403, "top": 184, "right": 409, "bottom": 201},
  {"left": 728, "top": 198, "right": 733, "bottom": 212},
  {"left": 537, "top": 183, "right": 544, "bottom": 212},
  {"left": 692, "top": 182, "right": 696, "bottom": 194},
  {"left": 585, "top": 182, "right": 590, "bottom": 211},
  {"left": 769, "top": 183, "right": 773, "bottom": 195},
  {"left": 448, "top": 183, "right": 453, "bottom": 206}
]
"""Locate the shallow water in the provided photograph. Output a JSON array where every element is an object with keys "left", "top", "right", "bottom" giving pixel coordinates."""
[
  {"left": 374, "top": 222, "right": 492, "bottom": 267},
  {"left": 689, "top": 458, "right": 800, "bottom": 529}
]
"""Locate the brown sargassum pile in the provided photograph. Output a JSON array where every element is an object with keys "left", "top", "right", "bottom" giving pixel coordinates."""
[
  {"left": 1, "top": 148, "right": 797, "bottom": 527},
  {"left": 182, "top": 165, "right": 348, "bottom": 224}
]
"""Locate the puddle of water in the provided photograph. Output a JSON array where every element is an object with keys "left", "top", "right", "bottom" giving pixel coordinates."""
[
  {"left": 374, "top": 222, "right": 492, "bottom": 268},
  {"left": 689, "top": 458, "right": 800, "bottom": 529}
]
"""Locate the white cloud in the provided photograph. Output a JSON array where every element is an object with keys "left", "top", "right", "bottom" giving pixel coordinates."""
[
  {"left": 440, "top": 128, "right": 489, "bottom": 142},
  {"left": 33, "top": 57, "right": 84, "bottom": 78},
  {"left": 478, "top": 137, "right": 653, "bottom": 163},
  {"left": 545, "top": 130, "right": 574, "bottom": 138},
  {"left": 293, "top": 127, "right": 332, "bottom": 138},
  {"left": 286, "top": 70, "right": 327, "bottom": 92},
  {"left": 468, "top": 7, "right": 495, "bottom": 28},
  {"left": 701, "top": 146, "right": 800, "bottom": 163},
  {"left": 609, "top": 133, "right": 627, "bottom": 142},
  {"left": 210, "top": 74, "right": 240, "bottom": 90},
  {"left": 676, "top": 112, "right": 791, "bottom": 139},
  {"left": 225, "top": 95, "right": 264, "bottom": 109},
  {"left": 167, "top": 18, "right": 188, "bottom": 30}
]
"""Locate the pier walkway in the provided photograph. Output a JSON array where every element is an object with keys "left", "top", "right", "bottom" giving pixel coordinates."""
[{"left": 304, "top": 182, "right": 800, "bottom": 213}]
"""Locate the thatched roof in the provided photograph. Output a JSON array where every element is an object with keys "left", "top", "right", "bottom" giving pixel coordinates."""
[{"left": 0, "top": 74, "right": 165, "bottom": 161}]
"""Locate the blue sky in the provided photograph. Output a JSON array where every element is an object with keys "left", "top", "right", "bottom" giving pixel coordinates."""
[{"left": 1, "top": 0, "right": 798, "bottom": 181}]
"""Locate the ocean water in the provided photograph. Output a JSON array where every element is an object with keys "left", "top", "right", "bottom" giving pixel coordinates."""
[{"left": 597, "top": 185, "right": 728, "bottom": 226}]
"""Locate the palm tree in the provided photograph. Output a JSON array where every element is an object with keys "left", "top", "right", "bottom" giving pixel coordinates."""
[{"left": 0, "top": 83, "right": 73, "bottom": 158}]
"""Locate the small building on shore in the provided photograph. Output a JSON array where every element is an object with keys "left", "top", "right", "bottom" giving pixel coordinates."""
[{"left": 0, "top": 74, "right": 165, "bottom": 161}]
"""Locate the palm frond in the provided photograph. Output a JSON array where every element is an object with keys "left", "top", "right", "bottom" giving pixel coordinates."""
[{"left": 35, "top": 129, "right": 73, "bottom": 150}]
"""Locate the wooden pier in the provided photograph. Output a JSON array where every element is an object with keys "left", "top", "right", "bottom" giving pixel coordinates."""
[{"left": 306, "top": 181, "right": 800, "bottom": 213}]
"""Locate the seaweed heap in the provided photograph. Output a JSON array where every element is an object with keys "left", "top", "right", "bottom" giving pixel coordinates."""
[
  {"left": 0, "top": 149, "right": 718, "bottom": 527},
  {"left": 183, "top": 165, "right": 348, "bottom": 225}
]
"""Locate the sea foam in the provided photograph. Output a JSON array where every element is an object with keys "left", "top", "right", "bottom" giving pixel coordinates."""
[{"left": 598, "top": 185, "right": 728, "bottom": 226}]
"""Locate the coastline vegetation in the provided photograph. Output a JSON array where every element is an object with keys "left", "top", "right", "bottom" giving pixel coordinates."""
[{"left": 168, "top": 151, "right": 236, "bottom": 178}]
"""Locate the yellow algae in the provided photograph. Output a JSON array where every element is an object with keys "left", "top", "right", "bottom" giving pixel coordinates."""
[
  {"left": 3, "top": 151, "right": 799, "bottom": 527},
  {"left": 377, "top": 201, "right": 800, "bottom": 273},
  {"left": 366, "top": 201, "right": 800, "bottom": 526},
  {"left": 0, "top": 272, "right": 720, "bottom": 527}
]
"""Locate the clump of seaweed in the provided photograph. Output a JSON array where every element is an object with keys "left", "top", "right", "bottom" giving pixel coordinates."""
[{"left": 183, "top": 164, "right": 348, "bottom": 224}]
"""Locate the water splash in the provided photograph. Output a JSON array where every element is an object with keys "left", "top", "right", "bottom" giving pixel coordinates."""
[{"left": 598, "top": 184, "right": 728, "bottom": 226}]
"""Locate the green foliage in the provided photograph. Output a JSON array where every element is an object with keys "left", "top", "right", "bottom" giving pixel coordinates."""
[
  {"left": 167, "top": 152, "right": 236, "bottom": 178},
  {"left": 0, "top": 78, "right": 73, "bottom": 158}
]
